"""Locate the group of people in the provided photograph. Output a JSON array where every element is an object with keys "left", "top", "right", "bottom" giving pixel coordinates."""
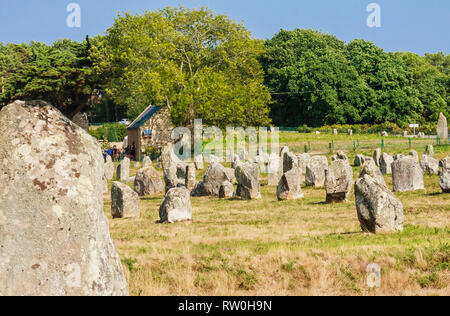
[{"left": 103, "top": 144, "right": 137, "bottom": 162}]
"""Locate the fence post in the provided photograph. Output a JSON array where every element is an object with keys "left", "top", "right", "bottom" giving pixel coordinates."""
[
  {"left": 381, "top": 138, "right": 385, "bottom": 149},
  {"left": 409, "top": 137, "right": 412, "bottom": 148},
  {"left": 304, "top": 144, "right": 308, "bottom": 153}
]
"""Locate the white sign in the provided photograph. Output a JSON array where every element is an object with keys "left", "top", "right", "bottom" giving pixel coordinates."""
[{"left": 409, "top": 124, "right": 419, "bottom": 128}]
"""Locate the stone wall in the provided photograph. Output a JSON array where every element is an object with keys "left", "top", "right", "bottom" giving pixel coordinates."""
[{"left": 141, "top": 107, "right": 173, "bottom": 149}]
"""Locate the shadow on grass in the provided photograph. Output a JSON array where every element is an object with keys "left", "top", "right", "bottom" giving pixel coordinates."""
[{"left": 426, "top": 191, "right": 445, "bottom": 197}]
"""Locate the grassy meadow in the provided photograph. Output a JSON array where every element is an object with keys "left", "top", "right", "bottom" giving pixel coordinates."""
[{"left": 104, "top": 132, "right": 449, "bottom": 296}]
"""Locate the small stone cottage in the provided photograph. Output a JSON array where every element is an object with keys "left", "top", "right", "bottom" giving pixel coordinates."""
[{"left": 127, "top": 105, "right": 173, "bottom": 161}]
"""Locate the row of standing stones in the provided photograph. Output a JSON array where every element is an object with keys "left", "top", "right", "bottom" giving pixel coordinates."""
[
  {"left": 0, "top": 101, "right": 448, "bottom": 295},
  {"left": 113, "top": 137, "right": 449, "bottom": 235}
]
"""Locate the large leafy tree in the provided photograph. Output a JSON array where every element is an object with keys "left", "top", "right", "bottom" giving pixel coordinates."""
[
  {"left": 0, "top": 37, "right": 100, "bottom": 118},
  {"left": 398, "top": 52, "right": 449, "bottom": 123},
  {"left": 91, "top": 6, "right": 271, "bottom": 128},
  {"left": 260, "top": 29, "right": 424, "bottom": 127}
]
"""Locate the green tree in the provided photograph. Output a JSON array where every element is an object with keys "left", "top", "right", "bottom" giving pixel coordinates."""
[
  {"left": 91, "top": 6, "right": 271, "bottom": 128},
  {"left": 0, "top": 37, "right": 100, "bottom": 118}
]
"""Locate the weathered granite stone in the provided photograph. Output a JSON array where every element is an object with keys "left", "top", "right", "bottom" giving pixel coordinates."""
[
  {"left": 420, "top": 155, "right": 439, "bottom": 175},
  {"left": 185, "top": 163, "right": 197, "bottom": 191},
  {"left": 379, "top": 153, "right": 394, "bottom": 175},
  {"left": 231, "top": 154, "right": 241, "bottom": 169},
  {"left": 354, "top": 154, "right": 372, "bottom": 167},
  {"left": 393, "top": 154, "right": 404, "bottom": 161},
  {"left": 134, "top": 167, "right": 164, "bottom": 196},
  {"left": 381, "top": 131, "right": 388, "bottom": 137},
  {"left": 235, "top": 163, "right": 261, "bottom": 200},
  {"left": 219, "top": 181, "right": 235, "bottom": 199},
  {"left": 159, "top": 187, "right": 192, "bottom": 223},
  {"left": 111, "top": 181, "right": 140, "bottom": 219},
  {"left": 403, "top": 131, "right": 408, "bottom": 137},
  {"left": 325, "top": 159, "right": 353, "bottom": 203},
  {"left": 277, "top": 169, "right": 304, "bottom": 201},
  {"left": 267, "top": 153, "right": 282, "bottom": 186},
  {"left": 297, "top": 153, "right": 311, "bottom": 174},
  {"left": 283, "top": 151, "right": 298, "bottom": 173},
  {"left": 0, "top": 100, "right": 128, "bottom": 296},
  {"left": 161, "top": 144, "right": 187, "bottom": 192},
  {"left": 194, "top": 155, "right": 204, "bottom": 170},
  {"left": 331, "top": 150, "right": 348, "bottom": 162},
  {"left": 203, "top": 163, "right": 235, "bottom": 197},
  {"left": 439, "top": 157, "right": 450, "bottom": 193},
  {"left": 333, "top": 129, "right": 338, "bottom": 135},
  {"left": 72, "top": 112, "right": 89, "bottom": 132},
  {"left": 116, "top": 157, "right": 130, "bottom": 182},
  {"left": 373, "top": 149, "right": 382, "bottom": 167},
  {"left": 348, "top": 129, "right": 353, "bottom": 136},
  {"left": 142, "top": 156, "right": 152, "bottom": 168},
  {"left": 409, "top": 150, "right": 419, "bottom": 162},
  {"left": 424, "top": 145, "right": 434, "bottom": 157},
  {"left": 104, "top": 157, "right": 114, "bottom": 180},
  {"left": 191, "top": 181, "right": 206, "bottom": 197},
  {"left": 392, "top": 157, "right": 424, "bottom": 192},
  {"left": 359, "top": 159, "right": 386, "bottom": 187},
  {"left": 305, "top": 156, "right": 328, "bottom": 187},
  {"left": 437, "top": 113, "right": 448, "bottom": 144},
  {"left": 355, "top": 175, "right": 404, "bottom": 234}
]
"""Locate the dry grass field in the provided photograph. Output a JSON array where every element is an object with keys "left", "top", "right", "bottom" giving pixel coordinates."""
[{"left": 104, "top": 132, "right": 449, "bottom": 296}]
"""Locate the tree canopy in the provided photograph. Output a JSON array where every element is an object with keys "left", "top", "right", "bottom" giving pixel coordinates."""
[
  {"left": 0, "top": 37, "right": 100, "bottom": 118},
  {"left": 91, "top": 6, "right": 271, "bottom": 128},
  {"left": 260, "top": 29, "right": 449, "bottom": 127}
]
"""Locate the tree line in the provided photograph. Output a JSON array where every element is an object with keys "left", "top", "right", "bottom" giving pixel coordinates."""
[{"left": 0, "top": 7, "right": 448, "bottom": 128}]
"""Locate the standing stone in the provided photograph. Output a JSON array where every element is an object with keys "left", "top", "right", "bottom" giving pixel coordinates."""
[
  {"left": 280, "top": 145, "right": 290, "bottom": 160},
  {"left": 354, "top": 154, "right": 371, "bottom": 167},
  {"left": 104, "top": 156, "right": 115, "bottom": 180},
  {"left": 331, "top": 150, "right": 348, "bottom": 162},
  {"left": 297, "top": 153, "right": 311, "bottom": 174},
  {"left": 142, "top": 156, "right": 152, "bottom": 168},
  {"left": 359, "top": 159, "right": 387, "bottom": 187},
  {"left": 103, "top": 175, "right": 108, "bottom": 194},
  {"left": 439, "top": 157, "right": 450, "bottom": 193},
  {"left": 161, "top": 144, "right": 187, "bottom": 192},
  {"left": 315, "top": 131, "right": 320, "bottom": 135},
  {"left": 392, "top": 157, "right": 424, "bottom": 192},
  {"left": 373, "top": 149, "right": 382, "bottom": 167},
  {"left": 437, "top": 113, "right": 448, "bottom": 144},
  {"left": 420, "top": 155, "right": 439, "bottom": 175},
  {"left": 267, "top": 153, "right": 282, "bottom": 186},
  {"left": 381, "top": 131, "right": 389, "bottom": 137},
  {"left": 194, "top": 155, "right": 204, "bottom": 170},
  {"left": 418, "top": 132, "right": 425, "bottom": 139},
  {"left": 355, "top": 175, "right": 404, "bottom": 234},
  {"left": 325, "top": 159, "right": 353, "bottom": 203},
  {"left": 159, "top": 187, "right": 192, "bottom": 223},
  {"left": 305, "top": 156, "right": 328, "bottom": 187},
  {"left": 277, "top": 169, "right": 304, "bottom": 200},
  {"left": 403, "top": 131, "right": 408, "bottom": 137},
  {"left": 185, "top": 163, "right": 197, "bottom": 191},
  {"left": 111, "top": 182, "right": 141, "bottom": 219},
  {"left": 235, "top": 163, "right": 261, "bottom": 200},
  {"left": 379, "top": 153, "right": 394, "bottom": 175},
  {"left": 134, "top": 167, "right": 164, "bottom": 196},
  {"left": 72, "top": 112, "right": 89, "bottom": 132},
  {"left": 348, "top": 129, "right": 353, "bottom": 136},
  {"left": 203, "top": 163, "right": 235, "bottom": 197},
  {"left": 116, "top": 157, "right": 130, "bottom": 182},
  {"left": 393, "top": 154, "right": 404, "bottom": 161},
  {"left": 409, "top": 150, "right": 419, "bottom": 161},
  {"left": 231, "top": 154, "right": 241, "bottom": 169},
  {"left": 219, "top": 181, "right": 235, "bottom": 199},
  {"left": 283, "top": 151, "right": 299, "bottom": 173},
  {"left": 0, "top": 100, "right": 128, "bottom": 296},
  {"left": 424, "top": 145, "right": 434, "bottom": 157},
  {"left": 333, "top": 129, "right": 338, "bottom": 135},
  {"left": 133, "top": 161, "right": 141, "bottom": 169}
]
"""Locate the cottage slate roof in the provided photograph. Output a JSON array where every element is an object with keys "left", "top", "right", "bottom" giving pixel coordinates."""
[{"left": 127, "top": 105, "right": 162, "bottom": 130}]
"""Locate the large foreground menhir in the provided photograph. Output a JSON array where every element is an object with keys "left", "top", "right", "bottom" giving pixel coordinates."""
[{"left": 0, "top": 101, "right": 128, "bottom": 296}]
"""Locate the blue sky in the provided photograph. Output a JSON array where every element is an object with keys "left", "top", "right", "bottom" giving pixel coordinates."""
[{"left": 0, "top": 0, "right": 448, "bottom": 55}]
